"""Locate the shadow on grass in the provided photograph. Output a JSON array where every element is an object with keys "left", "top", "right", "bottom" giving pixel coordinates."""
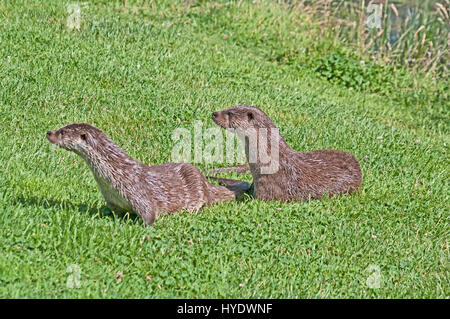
[{"left": 13, "top": 196, "right": 141, "bottom": 223}]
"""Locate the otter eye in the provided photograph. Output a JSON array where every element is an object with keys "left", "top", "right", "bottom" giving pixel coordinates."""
[
  {"left": 247, "top": 112, "right": 254, "bottom": 121},
  {"left": 227, "top": 112, "right": 232, "bottom": 117},
  {"left": 60, "top": 130, "right": 65, "bottom": 136},
  {"left": 80, "top": 133, "right": 87, "bottom": 141}
]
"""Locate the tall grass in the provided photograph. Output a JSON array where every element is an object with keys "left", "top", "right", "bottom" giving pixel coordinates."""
[{"left": 288, "top": 0, "right": 449, "bottom": 78}]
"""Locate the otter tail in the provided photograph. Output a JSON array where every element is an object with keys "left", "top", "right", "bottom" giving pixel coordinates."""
[
  {"left": 207, "top": 181, "right": 251, "bottom": 204},
  {"left": 205, "top": 164, "right": 250, "bottom": 175},
  {"left": 206, "top": 176, "right": 248, "bottom": 186},
  {"left": 204, "top": 165, "right": 252, "bottom": 203}
]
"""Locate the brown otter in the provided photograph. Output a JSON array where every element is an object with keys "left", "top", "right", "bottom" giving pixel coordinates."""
[
  {"left": 211, "top": 106, "right": 362, "bottom": 201},
  {"left": 46, "top": 123, "right": 250, "bottom": 225}
]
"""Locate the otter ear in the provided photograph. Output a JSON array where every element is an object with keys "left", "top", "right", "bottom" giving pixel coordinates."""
[
  {"left": 247, "top": 112, "right": 254, "bottom": 121},
  {"left": 80, "top": 132, "right": 95, "bottom": 147}
]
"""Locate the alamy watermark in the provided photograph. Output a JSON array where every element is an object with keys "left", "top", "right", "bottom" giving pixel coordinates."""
[
  {"left": 366, "top": 3, "right": 382, "bottom": 30},
  {"left": 171, "top": 121, "right": 280, "bottom": 174},
  {"left": 66, "top": 4, "right": 82, "bottom": 31},
  {"left": 365, "top": 264, "right": 382, "bottom": 289},
  {"left": 66, "top": 264, "right": 81, "bottom": 289}
]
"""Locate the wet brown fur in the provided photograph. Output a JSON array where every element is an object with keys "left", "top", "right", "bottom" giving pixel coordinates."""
[
  {"left": 47, "top": 123, "right": 250, "bottom": 225},
  {"left": 211, "top": 106, "right": 362, "bottom": 202}
]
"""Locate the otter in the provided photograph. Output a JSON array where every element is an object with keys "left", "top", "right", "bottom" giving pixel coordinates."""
[
  {"left": 211, "top": 105, "right": 362, "bottom": 202},
  {"left": 46, "top": 123, "right": 250, "bottom": 225}
]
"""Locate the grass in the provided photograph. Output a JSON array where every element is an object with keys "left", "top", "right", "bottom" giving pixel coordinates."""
[{"left": 0, "top": 0, "right": 448, "bottom": 298}]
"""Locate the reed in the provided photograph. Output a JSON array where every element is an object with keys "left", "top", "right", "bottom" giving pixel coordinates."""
[{"left": 288, "top": 0, "right": 449, "bottom": 77}]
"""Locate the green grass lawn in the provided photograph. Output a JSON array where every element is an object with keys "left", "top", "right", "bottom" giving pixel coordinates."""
[{"left": 0, "top": 0, "right": 448, "bottom": 298}]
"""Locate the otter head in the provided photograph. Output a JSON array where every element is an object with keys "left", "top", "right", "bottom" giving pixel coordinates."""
[
  {"left": 46, "top": 123, "right": 103, "bottom": 156},
  {"left": 211, "top": 105, "right": 275, "bottom": 130}
]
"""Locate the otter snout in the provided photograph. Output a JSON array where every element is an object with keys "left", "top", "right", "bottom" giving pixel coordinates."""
[
  {"left": 46, "top": 130, "right": 59, "bottom": 145},
  {"left": 211, "top": 110, "right": 227, "bottom": 128}
]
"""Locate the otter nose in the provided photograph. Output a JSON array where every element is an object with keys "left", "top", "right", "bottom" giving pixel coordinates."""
[
  {"left": 212, "top": 112, "right": 218, "bottom": 118},
  {"left": 46, "top": 131, "right": 51, "bottom": 136}
]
